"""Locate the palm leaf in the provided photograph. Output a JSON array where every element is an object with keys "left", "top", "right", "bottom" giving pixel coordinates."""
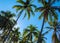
[
  {"left": 1, "top": 11, "right": 15, "bottom": 17},
  {"left": 43, "top": 29, "right": 52, "bottom": 36},
  {"left": 50, "top": 0, "right": 56, "bottom": 5},
  {"left": 50, "top": 0, "right": 60, "bottom": 5},
  {"left": 38, "top": 0, "right": 45, "bottom": 3},
  {"left": 31, "top": 9, "right": 35, "bottom": 16},
  {"left": 46, "top": 27, "right": 53, "bottom": 29},
  {"left": 35, "top": 7, "right": 44, "bottom": 12},
  {"left": 30, "top": 4, "right": 37, "bottom": 8},
  {"left": 50, "top": 9, "right": 58, "bottom": 20},
  {"left": 27, "top": 9, "right": 30, "bottom": 19},
  {"left": 48, "top": 21, "right": 53, "bottom": 26},
  {"left": 23, "top": 12, "right": 27, "bottom": 19},
  {"left": 48, "top": 0, "right": 51, "bottom": 4},
  {"left": 48, "top": 11, "right": 53, "bottom": 21},
  {"left": 13, "top": 5, "right": 24, "bottom": 12},
  {"left": 33, "top": 32, "right": 39, "bottom": 37},
  {"left": 23, "top": 29, "right": 30, "bottom": 36},
  {"left": 17, "top": 0, "right": 25, "bottom": 5},
  {"left": 39, "top": 11, "right": 44, "bottom": 19},
  {"left": 17, "top": 9, "right": 23, "bottom": 19},
  {"left": 42, "top": 39, "right": 46, "bottom": 43},
  {"left": 51, "top": 6, "right": 60, "bottom": 12}
]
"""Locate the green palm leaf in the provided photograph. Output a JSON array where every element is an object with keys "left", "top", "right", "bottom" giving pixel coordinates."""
[
  {"left": 17, "top": 10, "right": 24, "bottom": 19},
  {"left": 27, "top": 9, "right": 30, "bottom": 19},
  {"left": 30, "top": 9, "right": 35, "bottom": 16},
  {"left": 23, "top": 29, "right": 30, "bottom": 36},
  {"left": 43, "top": 29, "right": 52, "bottom": 36},
  {"left": 39, "top": 11, "right": 44, "bottom": 19},
  {"left": 17, "top": 0, "right": 25, "bottom": 5},
  {"left": 35, "top": 7, "right": 44, "bottom": 12},
  {"left": 13, "top": 5, "right": 24, "bottom": 12},
  {"left": 33, "top": 32, "right": 39, "bottom": 37},
  {"left": 30, "top": 4, "right": 37, "bottom": 8},
  {"left": 50, "top": 9, "right": 58, "bottom": 20},
  {"left": 23, "top": 12, "right": 27, "bottom": 19}
]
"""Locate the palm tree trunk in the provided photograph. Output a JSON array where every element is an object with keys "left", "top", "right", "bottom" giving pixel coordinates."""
[
  {"left": 37, "top": 17, "right": 45, "bottom": 43},
  {"left": 31, "top": 33, "right": 32, "bottom": 43},
  {"left": 54, "top": 28, "right": 56, "bottom": 43},
  {"left": 52, "top": 27, "right": 57, "bottom": 43}
]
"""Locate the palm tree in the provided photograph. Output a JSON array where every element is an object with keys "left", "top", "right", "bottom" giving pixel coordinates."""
[
  {"left": 13, "top": 0, "right": 36, "bottom": 19},
  {"left": 0, "top": 11, "right": 16, "bottom": 30},
  {"left": 0, "top": 11, "right": 16, "bottom": 43},
  {"left": 23, "top": 25, "right": 39, "bottom": 43},
  {"left": 23, "top": 24, "right": 51, "bottom": 43},
  {"left": 46, "top": 21, "right": 60, "bottom": 43},
  {"left": 35, "top": 0, "right": 60, "bottom": 43},
  {"left": 9, "top": 27, "right": 20, "bottom": 43}
]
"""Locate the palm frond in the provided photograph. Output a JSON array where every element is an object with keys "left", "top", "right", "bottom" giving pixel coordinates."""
[
  {"left": 23, "top": 12, "right": 27, "bottom": 19},
  {"left": 17, "top": 0, "right": 25, "bottom": 5},
  {"left": 33, "top": 32, "right": 39, "bottom": 37},
  {"left": 13, "top": 5, "right": 24, "bottom": 12},
  {"left": 42, "top": 37, "right": 47, "bottom": 40},
  {"left": 43, "top": 29, "right": 52, "bottom": 36},
  {"left": 31, "top": 9, "right": 35, "bottom": 16},
  {"left": 23, "top": 29, "right": 30, "bottom": 36},
  {"left": 35, "top": 7, "right": 44, "bottom": 12},
  {"left": 27, "top": 9, "right": 30, "bottom": 19},
  {"left": 38, "top": 0, "right": 45, "bottom": 3},
  {"left": 30, "top": 4, "right": 37, "bottom": 8},
  {"left": 48, "top": 11, "right": 53, "bottom": 21},
  {"left": 50, "top": 9, "right": 58, "bottom": 20},
  {"left": 38, "top": 11, "right": 44, "bottom": 19},
  {"left": 42, "top": 39, "right": 46, "bottom": 43},
  {"left": 50, "top": 0, "right": 56, "bottom": 5},
  {"left": 48, "top": 21, "right": 53, "bottom": 26},
  {"left": 46, "top": 27, "right": 53, "bottom": 29},
  {"left": 1, "top": 11, "right": 15, "bottom": 19},
  {"left": 18, "top": 9, "right": 23, "bottom": 18},
  {"left": 51, "top": 6, "right": 60, "bottom": 12},
  {"left": 48, "top": 0, "right": 51, "bottom": 4}
]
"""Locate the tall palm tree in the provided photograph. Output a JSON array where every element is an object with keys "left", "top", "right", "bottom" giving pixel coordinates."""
[
  {"left": 13, "top": 0, "right": 36, "bottom": 19},
  {"left": 35, "top": 0, "right": 60, "bottom": 43},
  {"left": 23, "top": 25, "right": 39, "bottom": 43},
  {"left": 46, "top": 21, "right": 60, "bottom": 43},
  {"left": 0, "top": 11, "right": 16, "bottom": 43}
]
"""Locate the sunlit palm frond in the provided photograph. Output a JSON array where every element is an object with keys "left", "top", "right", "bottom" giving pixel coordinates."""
[
  {"left": 43, "top": 29, "right": 52, "bottom": 36},
  {"left": 13, "top": 5, "right": 24, "bottom": 12},
  {"left": 1, "top": 11, "right": 15, "bottom": 19},
  {"left": 17, "top": 0, "right": 25, "bottom": 5},
  {"left": 13, "top": 0, "right": 36, "bottom": 19}
]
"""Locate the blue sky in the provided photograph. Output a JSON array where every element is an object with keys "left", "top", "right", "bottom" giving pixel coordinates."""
[{"left": 0, "top": 0, "right": 60, "bottom": 43}]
